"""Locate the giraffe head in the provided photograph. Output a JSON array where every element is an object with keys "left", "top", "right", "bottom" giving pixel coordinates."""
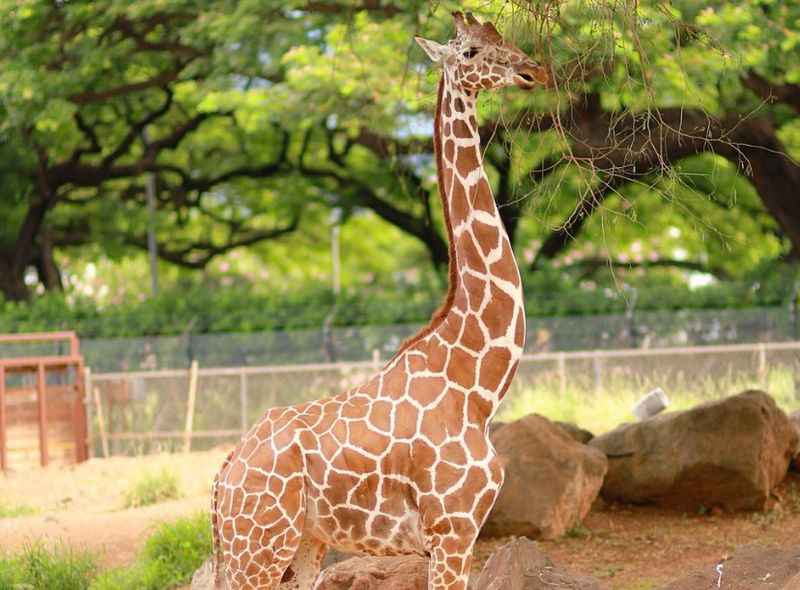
[{"left": 415, "top": 11, "right": 551, "bottom": 92}]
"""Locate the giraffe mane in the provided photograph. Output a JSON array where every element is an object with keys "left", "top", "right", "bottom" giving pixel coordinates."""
[{"left": 390, "top": 76, "right": 458, "bottom": 361}]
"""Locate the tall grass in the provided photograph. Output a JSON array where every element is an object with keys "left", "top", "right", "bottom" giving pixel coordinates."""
[
  {"left": 0, "top": 544, "right": 98, "bottom": 590},
  {"left": 123, "top": 469, "right": 182, "bottom": 508},
  {"left": 498, "top": 366, "right": 800, "bottom": 435},
  {"left": 0, "top": 500, "right": 37, "bottom": 519},
  {"left": 0, "top": 514, "right": 211, "bottom": 590},
  {"left": 91, "top": 513, "right": 211, "bottom": 590}
]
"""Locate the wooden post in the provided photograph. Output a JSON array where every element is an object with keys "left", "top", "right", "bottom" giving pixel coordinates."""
[
  {"left": 372, "top": 349, "right": 381, "bottom": 370},
  {"left": 593, "top": 352, "right": 602, "bottom": 395},
  {"left": 239, "top": 369, "right": 248, "bottom": 435},
  {"left": 73, "top": 361, "right": 89, "bottom": 462},
  {"left": 183, "top": 360, "right": 199, "bottom": 453},
  {"left": 93, "top": 386, "right": 110, "bottom": 459},
  {"left": 84, "top": 368, "right": 94, "bottom": 459},
  {"left": 557, "top": 352, "right": 566, "bottom": 397},
  {"left": 0, "top": 366, "right": 6, "bottom": 472},
  {"left": 758, "top": 343, "right": 768, "bottom": 386},
  {"left": 37, "top": 363, "right": 49, "bottom": 467}
]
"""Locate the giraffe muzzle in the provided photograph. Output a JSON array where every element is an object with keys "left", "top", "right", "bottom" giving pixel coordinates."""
[{"left": 514, "top": 64, "right": 551, "bottom": 90}]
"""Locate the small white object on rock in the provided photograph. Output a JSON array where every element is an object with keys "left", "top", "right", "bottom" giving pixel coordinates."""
[{"left": 632, "top": 387, "right": 669, "bottom": 421}]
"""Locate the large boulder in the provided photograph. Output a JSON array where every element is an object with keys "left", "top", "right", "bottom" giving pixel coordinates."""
[
  {"left": 791, "top": 410, "right": 800, "bottom": 473},
  {"left": 554, "top": 421, "right": 594, "bottom": 444},
  {"left": 590, "top": 390, "right": 797, "bottom": 511},
  {"left": 658, "top": 544, "right": 800, "bottom": 590},
  {"left": 473, "top": 537, "right": 600, "bottom": 590},
  {"left": 316, "top": 555, "right": 428, "bottom": 590},
  {"left": 482, "top": 414, "right": 607, "bottom": 539}
]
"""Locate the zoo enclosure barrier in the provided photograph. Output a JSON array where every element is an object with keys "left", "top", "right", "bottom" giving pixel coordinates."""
[
  {"left": 0, "top": 332, "right": 88, "bottom": 472},
  {"left": 7, "top": 306, "right": 797, "bottom": 373},
  {"left": 85, "top": 340, "right": 800, "bottom": 457}
]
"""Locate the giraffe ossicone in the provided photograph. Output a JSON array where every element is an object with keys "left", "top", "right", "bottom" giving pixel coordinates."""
[{"left": 206, "top": 12, "right": 550, "bottom": 590}]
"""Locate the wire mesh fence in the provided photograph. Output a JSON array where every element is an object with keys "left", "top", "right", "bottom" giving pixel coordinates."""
[
  {"left": 73, "top": 306, "right": 800, "bottom": 373},
  {"left": 85, "top": 340, "right": 800, "bottom": 457}
]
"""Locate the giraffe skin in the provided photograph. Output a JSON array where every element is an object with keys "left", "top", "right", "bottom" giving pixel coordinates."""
[{"left": 209, "top": 12, "right": 551, "bottom": 590}]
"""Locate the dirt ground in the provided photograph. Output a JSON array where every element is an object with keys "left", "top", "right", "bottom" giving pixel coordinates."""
[{"left": 1, "top": 451, "right": 799, "bottom": 589}]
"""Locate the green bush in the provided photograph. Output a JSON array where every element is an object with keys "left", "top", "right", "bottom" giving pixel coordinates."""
[
  {"left": 123, "top": 470, "right": 182, "bottom": 509},
  {"left": 0, "top": 544, "right": 98, "bottom": 590},
  {"left": 91, "top": 513, "right": 212, "bottom": 590},
  {"left": 1, "top": 263, "right": 798, "bottom": 338},
  {"left": 0, "top": 500, "right": 37, "bottom": 519}
]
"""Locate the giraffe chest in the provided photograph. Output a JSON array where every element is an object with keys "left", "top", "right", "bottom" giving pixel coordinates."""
[
  {"left": 301, "top": 399, "right": 503, "bottom": 557},
  {"left": 304, "top": 466, "right": 427, "bottom": 557}
]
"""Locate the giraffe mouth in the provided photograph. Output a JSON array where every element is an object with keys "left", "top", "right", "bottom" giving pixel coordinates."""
[{"left": 514, "top": 65, "right": 551, "bottom": 90}]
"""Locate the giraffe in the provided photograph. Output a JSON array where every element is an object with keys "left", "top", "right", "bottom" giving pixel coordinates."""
[{"left": 205, "top": 12, "right": 550, "bottom": 590}]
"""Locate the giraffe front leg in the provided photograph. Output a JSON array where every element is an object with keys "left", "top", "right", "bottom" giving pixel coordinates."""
[
  {"left": 282, "top": 537, "right": 326, "bottom": 590},
  {"left": 423, "top": 515, "right": 479, "bottom": 590}
]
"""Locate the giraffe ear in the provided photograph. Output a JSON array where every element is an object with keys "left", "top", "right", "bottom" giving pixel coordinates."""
[{"left": 415, "top": 36, "right": 447, "bottom": 63}]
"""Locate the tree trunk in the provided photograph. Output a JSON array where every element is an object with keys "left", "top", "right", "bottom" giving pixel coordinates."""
[
  {"left": 730, "top": 120, "right": 800, "bottom": 259},
  {"left": 530, "top": 105, "right": 800, "bottom": 267},
  {"left": 34, "top": 228, "right": 64, "bottom": 292},
  {"left": 0, "top": 255, "right": 29, "bottom": 301}
]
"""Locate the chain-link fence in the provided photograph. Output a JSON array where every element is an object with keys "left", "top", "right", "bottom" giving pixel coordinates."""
[
  {"left": 74, "top": 306, "right": 800, "bottom": 372},
  {"left": 85, "top": 340, "right": 800, "bottom": 457}
]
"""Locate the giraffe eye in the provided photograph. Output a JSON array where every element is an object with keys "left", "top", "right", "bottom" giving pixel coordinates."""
[{"left": 463, "top": 47, "right": 479, "bottom": 59}]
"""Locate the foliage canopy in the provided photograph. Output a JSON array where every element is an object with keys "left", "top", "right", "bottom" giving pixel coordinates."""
[{"left": 0, "top": 0, "right": 799, "bottom": 321}]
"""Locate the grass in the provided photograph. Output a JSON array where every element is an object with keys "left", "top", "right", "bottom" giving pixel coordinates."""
[
  {"left": 123, "top": 469, "right": 182, "bottom": 509},
  {"left": 91, "top": 512, "right": 212, "bottom": 590},
  {"left": 498, "top": 365, "right": 800, "bottom": 435},
  {"left": 0, "top": 544, "right": 98, "bottom": 590},
  {"left": 0, "top": 500, "right": 37, "bottom": 519},
  {"left": 0, "top": 514, "right": 211, "bottom": 590}
]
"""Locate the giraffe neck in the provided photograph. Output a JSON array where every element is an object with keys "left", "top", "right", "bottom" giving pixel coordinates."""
[{"left": 433, "top": 70, "right": 526, "bottom": 407}]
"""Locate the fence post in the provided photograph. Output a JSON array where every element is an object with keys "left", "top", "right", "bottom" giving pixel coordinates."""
[
  {"left": 557, "top": 352, "right": 566, "bottom": 397},
  {"left": 183, "top": 360, "right": 199, "bottom": 453},
  {"left": 0, "top": 366, "right": 6, "bottom": 472},
  {"left": 625, "top": 286, "right": 639, "bottom": 348},
  {"left": 81, "top": 367, "right": 94, "bottom": 459},
  {"left": 37, "top": 363, "right": 49, "bottom": 467},
  {"left": 593, "top": 352, "right": 603, "bottom": 395},
  {"left": 372, "top": 349, "right": 381, "bottom": 370},
  {"left": 757, "top": 343, "right": 767, "bottom": 386},
  {"left": 92, "top": 385, "right": 110, "bottom": 459},
  {"left": 239, "top": 369, "right": 249, "bottom": 435}
]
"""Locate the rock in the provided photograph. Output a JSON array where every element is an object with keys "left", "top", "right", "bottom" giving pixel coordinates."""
[
  {"left": 791, "top": 411, "right": 800, "bottom": 473},
  {"left": 488, "top": 421, "right": 506, "bottom": 436},
  {"left": 482, "top": 414, "right": 607, "bottom": 539},
  {"left": 590, "top": 390, "right": 797, "bottom": 511},
  {"left": 474, "top": 537, "right": 600, "bottom": 589},
  {"left": 322, "top": 548, "right": 355, "bottom": 570},
  {"left": 190, "top": 558, "right": 214, "bottom": 590},
  {"left": 658, "top": 544, "right": 800, "bottom": 590},
  {"left": 315, "top": 555, "right": 428, "bottom": 590},
  {"left": 554, "top": 421, "right": 594, "bottom": 444}
]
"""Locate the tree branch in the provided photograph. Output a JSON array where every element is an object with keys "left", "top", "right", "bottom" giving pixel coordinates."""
[
  {"left": 742, "top": 71, "right": 800, "bottom": 115},
  {"left": 561, "top": 256, "right": 731, "bottom": 280},
  {"left": 125, "top": 215, "right": 301, "bottom": 269}
]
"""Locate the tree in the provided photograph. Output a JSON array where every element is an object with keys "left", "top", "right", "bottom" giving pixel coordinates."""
[
  {"left": 0, "top": 0, "right": 425, "bottom": 300},
  {"left": 3, "top": 0, "right": 800, "bottom": 303}
]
